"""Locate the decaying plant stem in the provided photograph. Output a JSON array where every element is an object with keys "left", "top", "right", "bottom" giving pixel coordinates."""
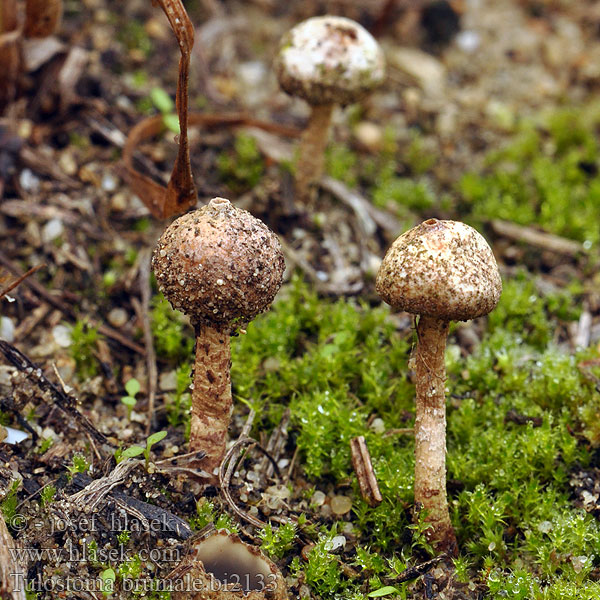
[
  {"left": 414, "top": 315, "right": 457, "bottom": 553},
  {"left": 191, "top": 324, "right": 232, "bottom": 473}
]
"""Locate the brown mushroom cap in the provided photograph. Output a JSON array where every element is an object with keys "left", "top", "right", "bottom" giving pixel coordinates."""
[
  {"left": 275, "top": 15, "right": 385, "bottom": 106},
  {"left": 152, "top": 198, "right": 285, "bottom": 330},
  {"left": 376, "top": 219, "right": 502, "bottom": 322}
]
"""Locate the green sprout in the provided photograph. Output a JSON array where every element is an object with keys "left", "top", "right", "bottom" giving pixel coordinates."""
[
  {"left": 121, "top": 378, "right": 141, "bottom": 419},
  {"left": 117, "top": 431, "right": 167, "bottom": 470},
  {"left": 150, "top": 87, "right": 180, "bottom": 134}
]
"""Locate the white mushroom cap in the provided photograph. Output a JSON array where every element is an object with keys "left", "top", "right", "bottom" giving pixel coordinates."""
[
  {"left": 376, "top": 219, "right": 502, "bottom": 322},
  {"left": 275, "top": 15, "right": 385, "bottom": 106}
]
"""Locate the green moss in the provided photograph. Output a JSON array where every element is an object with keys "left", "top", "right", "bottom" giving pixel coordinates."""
[
  {"left": 227, "top": 277, "right": 599, "bottom": 598},
  {"left": 70, "top": 320, "right": 102, "bottom": 380},
  {"left": 217, "top": 133, "right": 265, "bottom": 192},
  {"left": 151, "top": 293, "right": 194, "bottom": 363},
  {"left": 459, "top": 104, "right": 600, "bottom": 246}
]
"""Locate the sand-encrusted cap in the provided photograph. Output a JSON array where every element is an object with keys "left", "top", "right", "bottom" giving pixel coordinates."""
[
  {"left": 376, "top": 219, "right": 502, "bottom": 322},
  {"left": 275, "top": 15, "right": 385, "bottom": 106},
  {"left": 152, "top": 198, "right": 285, "bottom": 330}
]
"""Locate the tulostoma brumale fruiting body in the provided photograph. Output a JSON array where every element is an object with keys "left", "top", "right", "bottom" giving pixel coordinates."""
[
  {"left": 376, "top": 218, "right": 502, "bottom": 553},
  {"left": 275, "top": 15, "right": 385, "bottom": 204},
  {"left": 152, "top": 198, "right": 285, "bottom": 477}
]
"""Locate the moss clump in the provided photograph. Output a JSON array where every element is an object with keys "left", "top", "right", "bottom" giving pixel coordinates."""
[
  {"left": 460, "top": 103, "right": 600, "bottom": 247},
  {"left": 227, "top": 276, "right": 599, "bottom": 598},
  {"left": 217, "top": 133, "right": 265, "bottom": 192}
]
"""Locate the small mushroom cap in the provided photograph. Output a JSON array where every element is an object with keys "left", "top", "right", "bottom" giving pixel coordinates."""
[
  {"left": 152, "top": 198, "right": 285, "bottom": 330},
  {"left": 376, "top": 219, "right": 502, "bottom": 322},
  {"left": 275, "top": 15, "right": 385, "bottom": 106}
]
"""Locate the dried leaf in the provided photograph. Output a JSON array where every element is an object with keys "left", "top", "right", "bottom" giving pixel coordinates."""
[
  {"left": 124, "top": 0, "right": 197, "bottom": 220},
  {"left": 24, "top": 0, "right": 62, "bottom": 38}
]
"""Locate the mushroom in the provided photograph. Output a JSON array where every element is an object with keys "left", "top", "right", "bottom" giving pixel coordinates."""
[
  {"left": 171, "top": 530, "right": 288, "bottom": 599},
  {"left": 375, "top": 219, "right": 502, "bottom": 553},
  {"left": 274, "top": 15, "right": 385, "bottom": 203},
  {"left": 152, "top": 198, "right": 285, "bottom": 475}
]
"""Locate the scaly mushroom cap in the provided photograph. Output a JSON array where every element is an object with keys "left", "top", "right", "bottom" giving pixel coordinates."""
[
  {"left": 376, "top": 219, "right": 502, "bottom": 322},
  {"left": 152, "top": 198, "right": 285, "bottom": 330},
  {"left": 275, "top": 15, "right": 385, "bottom": 106}
]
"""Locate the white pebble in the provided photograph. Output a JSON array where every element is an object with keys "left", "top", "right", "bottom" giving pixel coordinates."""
[
  {"left": 311, "top": 490, "right": 326, "bottom": 506},
  {"left": 0, "top": 316, "right": 15, "bottom": 342},
  {"left": 107, "top": 307, "right": 128, "bottom": 328},
  {"left": 330, "top": 535, "right": 346, "bottom": 551},
  {"left": 19, "top": 168, "right": 40, "bottom": 193},
  {"left": 42, "top": 218, "right": 64, "bottom": 243},
  {"left": 331, "top": 495, "right": 353, "bottom": 515},
  {"left": 53, "top": 324, "right": 72, "bottom": 348}
]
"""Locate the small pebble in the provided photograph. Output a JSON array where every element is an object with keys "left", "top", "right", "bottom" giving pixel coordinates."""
[
  {"left": 101, "top": 173, "right": 118, "bottom": 192},
  {"left": 311, "top": 490, "right": 326, "bottom": 506},
  {"left": 107, "top": 307, "right": 128, "bottom": 328},
  {"left": 41, "top": 218, "right": 64, "bottom": 244},
  {"left": 58, "top": 152, "right": 77, "bottom": 176},
  {"left": 52, "top": 324, "right": 72, "bottom": 348},
  {"left": 0, "top": 316, "right": 15, "bottom": 343},
  {"left": 159, "top": 370, "right": 178, "bottom": 392},
  {"left": 354, "top": 121, "right": 383, "bottom": 152},
  {"left": 331, "top": 495, "right": 353, "bottom": 515},
  {"left": 110, "top": 193, "right": 128, "bottom": 212},
  {"left": 118, "top": 427, "right": 134, "bottom": 441},
  {"left": 265, "top": 485, "right": 290, "bottom": 500},
  {"left": 19, "top": 168, "right": 40, "bottom": 193},
  {"left": 456, "top": 30, "right": 480, "bottom": 53},
  {"left": 330, "top": 535, "right": 346, "bottom": 551},
  {"left": 370, "top": 417, "right": 385, "bottom": 434}
]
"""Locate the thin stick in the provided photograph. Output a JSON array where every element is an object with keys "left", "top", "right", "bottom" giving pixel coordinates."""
[
  {"left": 0, "top": 340, "right": 109, "bottom": 446},
  {"left": 350, "top": 436, "right": 382, "bottom": 507},
  {"left": 0, "top": 264, "right": 44, "bottom": 300}
]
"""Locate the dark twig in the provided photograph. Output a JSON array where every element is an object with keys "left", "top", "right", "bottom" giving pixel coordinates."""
[
  {"left": 71, "top": 472, "right": 192, "bottom": 540},
  {"left": 0, "top": 340, "right": 109, "bottom": 446},
  {"left": 393, "top": 554, "right": 447, "bottom": 584}
]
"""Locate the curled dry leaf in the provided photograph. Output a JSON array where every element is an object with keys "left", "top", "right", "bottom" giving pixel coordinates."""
[
  {"left": 23, "top": 0, "right": 63, "bottom": 38},
  {"left": 123, "top": 0, "right": 300, "bottom": 219},
  {"left": 124, "top": 0, "right": 198, "bottom": 220}
]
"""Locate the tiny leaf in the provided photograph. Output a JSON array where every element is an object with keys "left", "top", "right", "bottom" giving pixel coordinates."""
[
  {"left": 122, "top": 446, "right": 145, "bottom": 458},
  {"left": 125, "top": 378, "right": 140, "bottom": 397},
  {"left": 147, "top": 430, "right": 167, "bottom": 447},
  {"left": 368, "top": 587, "right": 401, "bottom": 598}
]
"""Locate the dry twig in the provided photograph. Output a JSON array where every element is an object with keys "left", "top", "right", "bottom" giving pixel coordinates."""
[
  {"left": 350, "top": 435, "right": 383, "bottom": 507},
  {"left": 0, "top": 340, "right": 109, "bottom": 446}
]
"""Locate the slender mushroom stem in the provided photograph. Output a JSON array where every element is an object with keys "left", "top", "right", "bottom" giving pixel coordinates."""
[
  {"left": 296, "top": 102, "right": 334, "bottom": 204},
  {"left": 191, "top": 324, "right": 232, "bottom": 474},
  {"left": 414, "top": 315, "right": 457, "bottom": 554}
]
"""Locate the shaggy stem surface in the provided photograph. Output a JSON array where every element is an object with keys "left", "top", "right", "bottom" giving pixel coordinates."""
[
  {"left": 414, "top": 315, "right": 457, "bottom": 554},
  {"left": 192, "top": 324, "right": 232, "bottom": 474},
  {"left": 296, "top": 102, "right": 334, "bottom": 204}
]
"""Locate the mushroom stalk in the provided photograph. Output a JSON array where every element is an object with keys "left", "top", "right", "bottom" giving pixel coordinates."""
[
  {"left": 191, "top": 324, "right": 232, "bottom": 472},
  {"left": 414, "top": 315, "right": 456, "bottom": 553},
  {"left": 296, "top": 103, "right": 334, "bottom": 203}
]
